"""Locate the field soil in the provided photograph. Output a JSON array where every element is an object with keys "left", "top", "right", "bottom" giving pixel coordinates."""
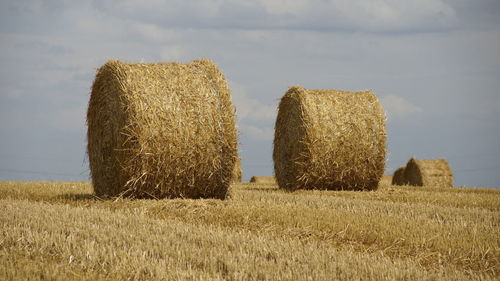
[{"left": 0, "top": 181, "right": 498, "bottom": 280}]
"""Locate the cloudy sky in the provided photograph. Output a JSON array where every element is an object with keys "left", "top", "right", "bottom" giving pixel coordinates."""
[{"left": 1, "top": 0, "right": 499, "bottom": 188}]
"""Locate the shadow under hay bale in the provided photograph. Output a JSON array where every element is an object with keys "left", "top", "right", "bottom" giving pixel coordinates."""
[
  {"left": 392, "top": 167, "right": 407, "bottom": 186},
  {"left": 87, "top": 59, "right": 238, "bottom": 199},
  {"left": 273, "top": 86, "right": 386, "bottom": 191},
  {"left": 404, "top": 158, "right": 453, "bottom": 187},
  {"left": 249, "top": 176, "right": 276, "bottom": 184}
]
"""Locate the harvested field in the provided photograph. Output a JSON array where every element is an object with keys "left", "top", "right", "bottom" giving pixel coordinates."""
[{"left": 0, "top": 181, "right": 498, "bottom": 281}]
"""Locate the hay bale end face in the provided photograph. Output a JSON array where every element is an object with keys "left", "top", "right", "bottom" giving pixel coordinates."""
[
  {"left": 404, "top": 158, "right": 453, "bottom": 187},
  {"left": 249, "top": 176, "right": 276, "bottom": 184},
  {"left": 273, "top": 86, "right": 386, "bottom": 191},
  {"left": 87, "top": 59, "right": 238, "bottom": 199},
  {"left": 392, "top": 167, "right": 407, "bottom": 186}
]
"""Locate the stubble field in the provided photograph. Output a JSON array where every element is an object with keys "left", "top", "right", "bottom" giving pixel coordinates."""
[{"left": 0, "top": 181, "right": 498, "bottom": 280}]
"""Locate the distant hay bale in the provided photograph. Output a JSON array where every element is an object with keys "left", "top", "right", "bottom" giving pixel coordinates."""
[
  {"left": 232, "top": 157, "right": 242, "bottom": 183},
  {"left": 392, "top": 167, "right": 407, "bottom": 186},
  {"left": 87, "top": 59, "right": 238, "bottom": 199},
  {"left": 249, "top": 176, "right": 276, "bottom": 184},
  {"left": 273, "top": 86, "right": 386, "bottom": 191},
  {"left": 404, "top": 158, "right": 453, "bottom": 187}
]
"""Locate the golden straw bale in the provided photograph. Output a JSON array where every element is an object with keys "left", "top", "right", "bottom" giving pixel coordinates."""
[
  {"left": 392, "top": 167, "right": 407, "bottom": 186},
  {"left": 87, "top": 59, "right": 238, "bottom": 199},
  {"left": 249, "top": 176, "right": 276, "bottom": 184},
  {"left": 404, "top": 157, "right": 453, "bottom": 187},
  {"left": 273, "top": 86, "right": 386, "bottom": 191}
]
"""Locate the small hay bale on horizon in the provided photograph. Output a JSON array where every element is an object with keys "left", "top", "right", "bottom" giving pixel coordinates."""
[
  {"left": 87, "top": 59, "right": 238, "bottom": 199},
  {"left": 249, "top": 176, "right": 276, "bottom": 184},
  {"left": 273, "top": 86, "right": 386, "bottom": 191},
  {"left": 392, "top": 167, "right": 407, "bottom": 186},
  {"left": 404, "top": 157, "right": 453, "bottom": 187}
]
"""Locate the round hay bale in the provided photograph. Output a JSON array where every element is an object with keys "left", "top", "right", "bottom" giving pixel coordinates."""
[
  {"left": 273, "top": 86, "right": 386, "bottom": 191},
  {"left": 232, "top": 157, "right": 242, "bottom": 183},
  {"left": 87, "top": 59, "right": 238, "bottom": 199},
  {"left": 391, "top": 167, "right": 407, "bottom": 186},
  {"left": 249, "top": 176, "right": 276, "bottom": 184},
  {"left": 404, "top": 157, "right": 453, "bottom": 187}
]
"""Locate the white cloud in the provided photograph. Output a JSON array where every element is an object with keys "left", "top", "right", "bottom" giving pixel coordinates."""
[
  {"left": 334, "top": 0, "right": 457, "bottom": 31},
  {"left": 0, "top": 0, "right": 63, "bottom": 14},
  {"left": 476, "top": 95, "right": 500, "bottom": 116},
  {"left": 229, "top": 81, "right": 275, "bottom": 141},
  {"left": 90, "top": 0, "right": 458, "bottom": 33},
  {"left": 230, "top": 81, "right": 276, "bottom": 122},
  {"left": 131, "top": 22, "right": 171, "bottom": 41},
  {"left": 50, "top": 104, "right": 87, "bottom": 132},
  {"left": 257, "top": 0, "right": 310, "bottom": 15},
  {"left": 380, "top": 95, "right": 422, "bottom": 118},
  {"left": 494, "top": 100, "right": 500, "bottom": 114},
  {"left": 3, "top": 87, "right": 24, "bottom": 100},
  {"left": 160, "top": 45, "right": 186, "bottom": 61},
  {"left": 240, "top": 125, "right": 274, "bottom": 141}
]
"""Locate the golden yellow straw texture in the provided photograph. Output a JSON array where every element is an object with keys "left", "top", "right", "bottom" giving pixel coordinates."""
[
  {"left": 392, "top": 167, "right": 407, "bottom": 186},
  {"left": 87, "top": 59, "right": 238, "bottom": 199},
  {"left": 273, "top": 86, "right": 387, "bottom": 191},
  {"left": 404, "top": 158, "right": 453, "bottom": 187},
  {"left": 249, "top": 176, "right": 276, "bottom": 184}
]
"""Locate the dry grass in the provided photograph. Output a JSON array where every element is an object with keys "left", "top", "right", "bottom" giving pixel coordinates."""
[
  {"left": 273, "top": 86, "right": 386, "bottom": 191},
  {"left": 0, "top": 181, "right": 498, "bottom": 280},
  {"left": 87, "top": 59, "right": 238, "bottom": 199}
]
